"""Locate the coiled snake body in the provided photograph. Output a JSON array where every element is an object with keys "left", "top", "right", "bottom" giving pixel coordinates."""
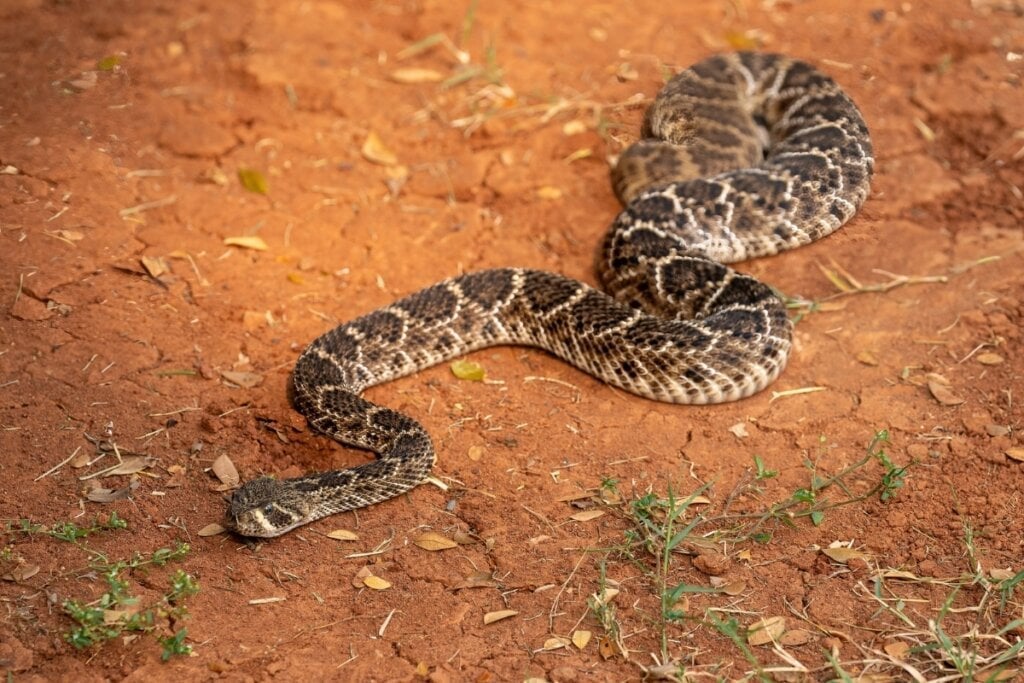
[{"left": 227, "top": 52, "right": 873, "bottom": 537}]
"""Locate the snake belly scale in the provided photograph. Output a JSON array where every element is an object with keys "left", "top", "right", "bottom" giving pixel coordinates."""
[{"left": 227, "top": 51, "right": 873, "bottom": 537}]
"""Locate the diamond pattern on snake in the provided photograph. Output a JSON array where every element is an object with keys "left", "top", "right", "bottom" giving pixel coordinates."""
[{"left": 226, "top": 51, "right": 874, "bottom": 537}]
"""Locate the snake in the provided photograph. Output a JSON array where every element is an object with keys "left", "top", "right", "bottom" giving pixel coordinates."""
[{"left": 225, "top": 51, "right": 873, "bottom": 537}]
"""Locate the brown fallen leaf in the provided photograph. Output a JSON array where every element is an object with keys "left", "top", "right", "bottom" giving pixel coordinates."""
[
  {"left": 822, "top": 546, "right": 869, "bottom": 564},
  {"left": 778, "top": 629, "right": 814, "bottom": 646},
  {"left": 856, "top": 349, "right": 879, "bottom": 366},
  {"left": 352, "top": 566, "right": 375, "bottom": 589},
  {"left": 223, "top": 235, "right": 268, "bottom": 251},
  {"left": 327, "top": 529, "right": 359, "bottom": 541},
  {"left": 140, "top": 255, "right": 169, "bottom": 278},
  {"left": 198, "top": 523, "right": 227, "bottom": 537},
  {"left": 883, "top": 640, "right": 909, "bottom": 659},
  {"left": 413, "top": 531, "right": 457, "bottom": 551},
  {"left": 541, "top": 636, "right": 570, "bottom": 651},
  {"left": 452, "top": 530, "right": 477, "bottom": 545},
  {"left": 362, "top": 132, "right": 398, "bottom": 166},
  {"left": 453, "top": 571, "right": 499, "bottom": 590},
  {"left": 220, "top": 370, "right": 264, "bottom": 388},
  {"left": 747, "top": 616, "right": 786, "bottom": 646},
  {"left": 597, "top": 635, "right": 621, "bottom": 660},
  {"left": 4, "top": 563, "right": 41, "bottom": 582},
  {"left": 1006, "top": 448, "right": 1024, "bottom": 463},
  {"left": 211, "top": 454, "right": 240, "bottom": 487},
  {"left": 105, "top": 456, "right": 155, "bottom": 476},
  {"left": 483, "top": 609, "right": 518, "bottom": 625},
  {"left": 390, "top": 67, "right": 444, "bottom": 83},
  {"left": 86, "top": 478, "right": 140, "bottom": 503},
  {"left": 927, "top": 374, "right": 965, "bottom": 406},
  {"left": 571, "top": 630, "right": 592, "bottom": 650},
  {"left": 976, "top": 352, "right": 1004, "bottom": 365},
  {"left": 363, "top": 575, "right": 391, "bottom": 590},
  {"left": 569, "top": 509, "right": 605, "bottom": 522}
]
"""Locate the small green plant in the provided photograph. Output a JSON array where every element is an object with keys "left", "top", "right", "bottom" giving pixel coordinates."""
[
  {"left": 751, "top": 454, "right": 778, "bottom": 481},
  {"left": 586, "top": 559, "right": 625, "bottom": 657},
  {"left": 62, "top": 542, "right": 198, "bottom": 659},
  {"left": 158, "top": 628, "right": 192, "bottom": 661},
  {"left": 49, "top": 512, "right": 128, "bottom": 542},
  {"left": 869, "top": 431, "right": 908, "bottom": 501},
  {"left": 704, "top": 612, "right": 767, "bottom": 681},
  {"left": 612, "top": 486, "right": 719, "bottom": 666}
]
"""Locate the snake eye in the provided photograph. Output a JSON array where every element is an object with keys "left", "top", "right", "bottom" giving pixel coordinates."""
[{"left": 263, "top": 504, "right": 275, "bottom": 516}]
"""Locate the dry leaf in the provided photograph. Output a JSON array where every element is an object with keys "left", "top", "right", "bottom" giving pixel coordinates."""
[
  {"left": 537, "top": 186, "right": 562, "bottom": 200},
  {"left": 390, "top": 68, "right": 444, "bottom": 83},
  {"left": 5, "top": 563, "right": 40, "bottom": 582},
  {"left": 883, "top": 640, "right": 909, "bottom": 659},
  {"left": 413, "top": 531, "right": 457, "bottom": 551},
  {"left": 352, "top": 566, "right": 374, "bottom": 588},
  {"left": 597, "top": 635, "right": 621, "bottom": 660},
  {"left": 467, "top": 445, "right": 484, "bottom": 461},
  {"left": 572, "top": 630, "right": 592, "bottom": 649},
  {"left": 747, "top": 616, "right": 786, "bottom": 646},
  {"left": 483, "top": 609, "right": 518, "bottom": 625},
  {"left": 220, "top": 370, "right": 264, "bottom": 388},
  {"left": 1005, "top": 448, "right": 1024, "bottom": 462},
  {"left": 363, "top": 575, "right": 392, "bottom": 590},
  {"left": 105, "top": 456, "right": 154, "bottom": 476},
  {"left": 856, "top": 350, "right": 879, "bottom": 366},
  {"left": 562, "top": 120, "right": 587, "bottom": 135},
  {"left": 570, "top": 510, "right": 605, "bottom": 522},
  {"left": 453, "top": 571, "right": 498, "bottom": 590},
  {"left": 238, "top": 168, "right": 268, "bottom": 194},
  {"left": 728, "top": 422, "right": 749, "bottom": 438},
  {"left": 778, "top": 629, "right": 813, "bottom": 646},
  {"left": 822, "top": 547, "right": 869, "bottom": 564},
  {"left": 224, "top": 235, "right": 268, "bottom": 251},
  {"left": 327, "top": 529, "right": 359, "bottom": 541},
  {"left": 556, "top": 491, "right": 593, "bottom": 503},
  {"left": 452, "top": 530, "right": 477, "bottom": 545},
  {"left": 976, "top": 352, "right": 1004, "bottom": 365},
  {"left": 54, "top": 229, "right": 85, "bottom": 242},
  {"left": 211, "top": 454, "right": 240, "bottom": 487},
  {"left": 451, "top": 359, "right": 485, "bottom": 381},
  {"left": 541, "top": 636, "right": 570, "bottom": 651},
  {"left": 198, "top": 523, "right": 227, "bottom": 536},
  {"left": 140, "top": 255, "right": 168, "bottom": 278},
  {"left": 927, "top": 374, "right": 965, "bottom": 406},
  {"left": 721, "top": 580, "right": 746, "bottom": 596},
  {"left": 362, "top": 131, "right": 398, "bottom": 166},
  {"left": 86, "top": 477, "right": 140, "bottom": 502},
  {"left": 594, "top": 587, "right": 619, "bottom": 605}
]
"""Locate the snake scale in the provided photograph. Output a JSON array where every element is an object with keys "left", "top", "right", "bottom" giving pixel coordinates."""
[{"left": 227, "top": 51, "right": 873, "bottom": 537}]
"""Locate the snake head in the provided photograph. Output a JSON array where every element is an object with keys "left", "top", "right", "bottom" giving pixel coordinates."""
[{"left": 225, "top": 477, "right": 314, "bottom": 538}]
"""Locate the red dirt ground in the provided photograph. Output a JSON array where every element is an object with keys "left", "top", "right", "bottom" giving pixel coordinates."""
[{"left": 2, "top": 1, "right": 1024, "bottom": 681}]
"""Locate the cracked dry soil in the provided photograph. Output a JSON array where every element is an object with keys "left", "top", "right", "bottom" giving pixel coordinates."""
[{"left": 2, "top": 1, "right": 1024, "bottom": 681}]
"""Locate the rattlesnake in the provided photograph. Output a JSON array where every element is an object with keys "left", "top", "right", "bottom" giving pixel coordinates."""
[{"left": 226, "top": 51, "right": 873, "bottom": 537}]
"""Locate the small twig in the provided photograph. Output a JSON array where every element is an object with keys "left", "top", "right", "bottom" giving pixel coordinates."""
[
  {"left": 35, "top": 446, "right": 82, "bottom": 481},
  {"left": 119, "top": 195, "right": 178, "bottom": 217}
]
